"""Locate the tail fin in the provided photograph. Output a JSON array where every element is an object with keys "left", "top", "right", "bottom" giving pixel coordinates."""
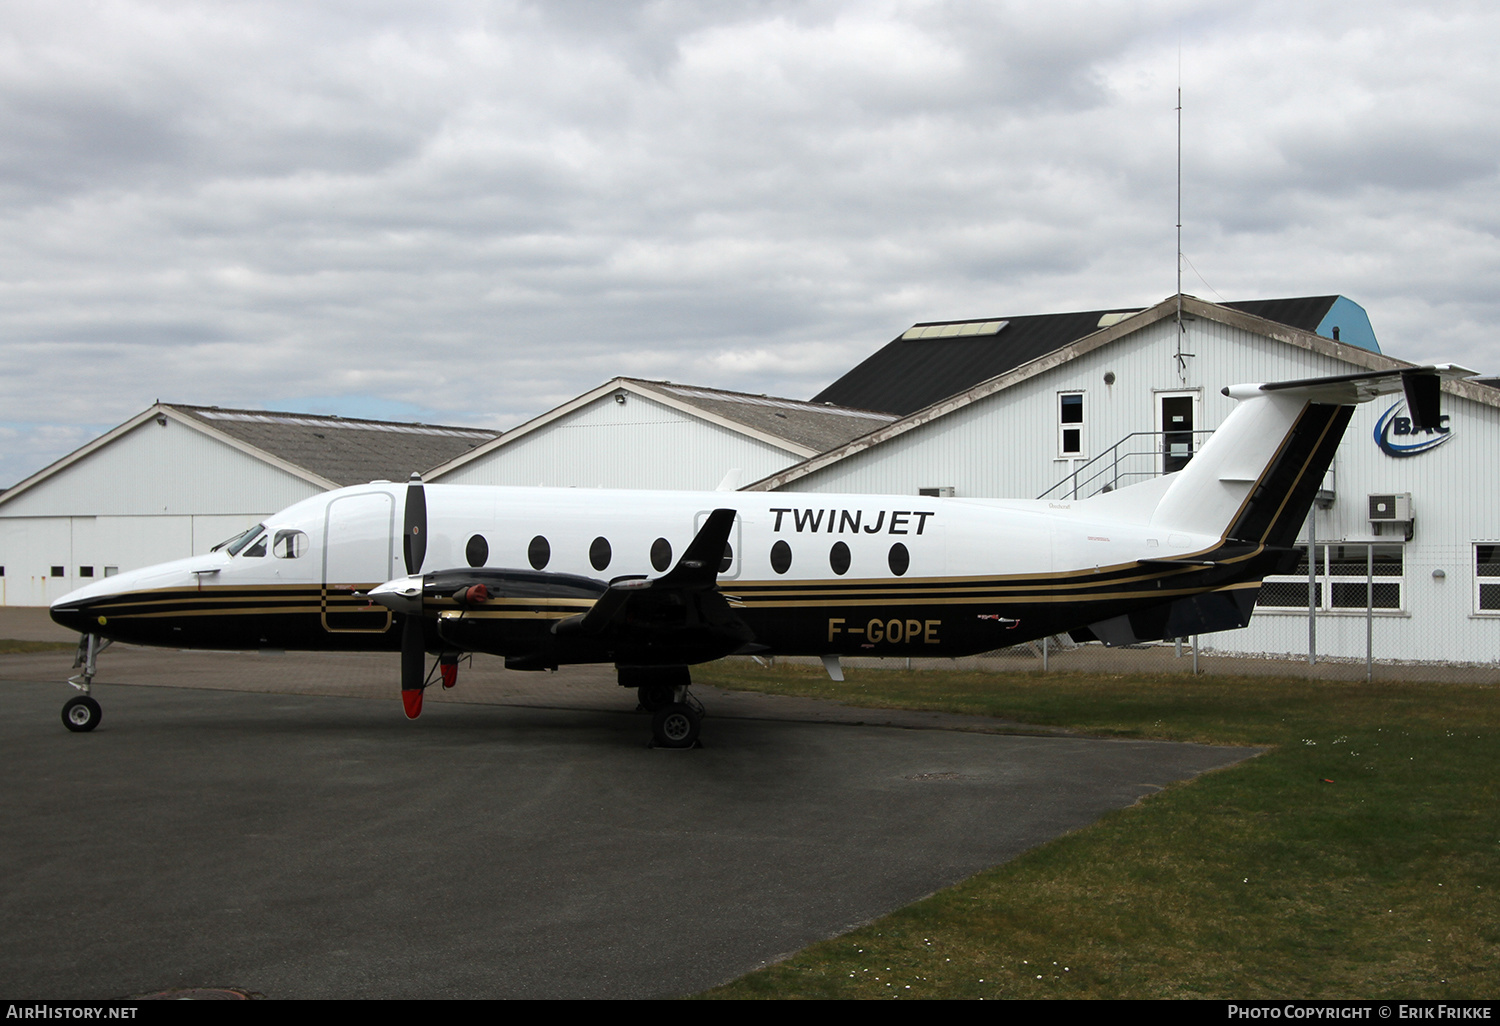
[{"left": 1147, "top": 365, "right": 1473, "bottom": 546}]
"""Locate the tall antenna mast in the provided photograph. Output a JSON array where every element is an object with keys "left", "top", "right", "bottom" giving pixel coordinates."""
[
  {"left": 1176, "top": 83, "right": 1182, "bottom": 321},
  {"left": 1173, "top": 66, "right": 1193, "bottom": 383}
]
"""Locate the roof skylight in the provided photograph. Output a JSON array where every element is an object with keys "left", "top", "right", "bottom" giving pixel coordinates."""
[{"left": 900, "top": 320, "right": 1008, "bottom": 341}]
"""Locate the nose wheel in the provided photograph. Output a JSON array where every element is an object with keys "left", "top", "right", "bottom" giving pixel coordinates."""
[{"left": 62, "top": 695, "right": 102, "bottom": 733}]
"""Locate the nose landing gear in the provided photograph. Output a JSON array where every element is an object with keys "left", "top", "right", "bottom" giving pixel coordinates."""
[
  {"left": 62, "top": 695, "right": 103, "bottom": 732},
  {"left": 62, "top": 633, "right": 111, "bottom": 733}
]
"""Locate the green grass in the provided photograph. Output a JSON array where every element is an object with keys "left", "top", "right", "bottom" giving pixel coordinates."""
[
  {"left": 0, "top": 639, "right": 76, "bottom": 654},
  {"left": 693, "top": 661, "right": 1500, "bottom": 999}
]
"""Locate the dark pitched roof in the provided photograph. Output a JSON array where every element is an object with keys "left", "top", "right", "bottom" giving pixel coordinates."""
[
  {"left": 1220, "top": 296, "right": 1337, "bottom": 333},
  {"left": 811, "top": 296, "right": 1364, "bottom": 416},
  {"left": 169, "top": 405, "right": 499, "bottom": 487},
  {"left": 645, "top": 381, "right": 896, "bottom": 452},
  {"left": 812, "top": 308, "right": 1142, "bottom": 416}
]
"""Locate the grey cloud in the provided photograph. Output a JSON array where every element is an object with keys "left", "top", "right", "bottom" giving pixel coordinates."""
[{"left": 4, "top": 0, "right": 1500, "bottom": 487}]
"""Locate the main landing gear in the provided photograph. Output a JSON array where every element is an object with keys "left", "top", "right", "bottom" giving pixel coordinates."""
[
  {"left": 62, "top": 633, "right": 112, "bottom": 733},
  {"left": 620, "top": 665, "right": 704, "bottom": 749}
]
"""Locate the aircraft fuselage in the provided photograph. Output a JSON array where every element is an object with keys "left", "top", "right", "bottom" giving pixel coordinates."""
[{"left": 50, "top": 483, "right": 1238, "bottom": 663}]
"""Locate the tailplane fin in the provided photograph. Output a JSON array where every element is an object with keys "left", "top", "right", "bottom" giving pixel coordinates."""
[{"left": 1147, "top": 365, "right": 1473, "bottom": 546}]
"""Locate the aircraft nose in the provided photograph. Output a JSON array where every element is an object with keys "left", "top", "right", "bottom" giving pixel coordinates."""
[{"left": 49, "top": 599, "right": 95, "bottom": 635}]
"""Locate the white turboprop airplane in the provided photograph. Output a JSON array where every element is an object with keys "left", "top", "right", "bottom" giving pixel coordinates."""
[{"left": 50, "top": 365, "right": 1473, "bottom": 747}]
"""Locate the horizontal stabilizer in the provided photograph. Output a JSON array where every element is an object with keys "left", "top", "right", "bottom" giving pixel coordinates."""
[{"left": 1229, "top": 364, "right": 1475, "bottom": 425}]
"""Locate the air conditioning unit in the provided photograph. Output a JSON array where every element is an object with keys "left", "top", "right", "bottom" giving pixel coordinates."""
[
  {"left": 919, "top": 486, "right": 955, "bottom": 497},
  {"left": 1368, "top": 493, "right": 1412, "bottom": 522}
]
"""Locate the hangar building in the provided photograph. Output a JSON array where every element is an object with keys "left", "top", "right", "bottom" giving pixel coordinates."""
[
  {"left": 753, "top": 295, "right": 1500, "bottom": 666},
  {"left": 0, "top": 404, "right": 497, "bottom": 607},
  {"left": 427, "top": 377, "right": 895, "bottom": 491}
]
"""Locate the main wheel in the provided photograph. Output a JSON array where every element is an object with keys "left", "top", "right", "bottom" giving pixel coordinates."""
[
  {"left": 637, "top": 683, "right": 675, "bottom": 712},
  {"left": 62, "top": 696, "right": 102, "bottom": 733},
  {"left": 651, "top": 703, "right": 701, "bottom": 749}
]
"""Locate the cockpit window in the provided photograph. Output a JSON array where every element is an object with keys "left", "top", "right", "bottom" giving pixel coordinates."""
[
  {"left": 242, "top": 535, "right": 268, "bottom": 558},
  {"left": 272, "top": 530, "right": 308, "bottom": 559},
  {"left": 217, "top": 524, "right": 266, "bottom": 556}
]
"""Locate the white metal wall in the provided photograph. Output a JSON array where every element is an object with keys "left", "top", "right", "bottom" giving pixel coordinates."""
[
  {"left": 775, "top": 318, "right": 1499, "bottom": 664},
  {"left": 433, "top": 392, "right": 801, "bottom": 491},
  {"left": 777, "top": 318, "right": 1354, "bottom": 500},
  {"left": 0, "top": 418, "right": 321, "bottom": 605},
  {"left": 1206, "top": 389, "right": 1500, "bottom": 663}
]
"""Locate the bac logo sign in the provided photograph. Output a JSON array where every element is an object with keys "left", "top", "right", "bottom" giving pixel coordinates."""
[{"left": 1374, "top": 401, "right": 1452, "bottom": 458}]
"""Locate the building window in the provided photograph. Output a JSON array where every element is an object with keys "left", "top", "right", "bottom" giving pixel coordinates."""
[
  {"left": 104, "top": 567, "right": 118, "bottom": 577},
  {"left": 1058, "top": 392, "right": 1085, "bottom": 457},
  {"left": 79, "top": 566, "right": 94, "bottom": 578},
  {"left": 1477, "top": 544, "right": 1500, "bottom": 613},
  {"left": 50, "top": 566, "right": 65, "bottom": 578},
  {"left": 1258, "top": 544, "right": 1405, "bottom": 611}
]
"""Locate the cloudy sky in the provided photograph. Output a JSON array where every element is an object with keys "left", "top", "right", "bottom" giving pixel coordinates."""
[{"left": 2, "top": 0, "right": 1497, "bottom": 486}]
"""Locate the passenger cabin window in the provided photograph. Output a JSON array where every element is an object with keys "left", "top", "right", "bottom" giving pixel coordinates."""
[
  {"left": 466, "top": 534, "right": 488, "bottom": 568},
  {"left": 528, "top": 536, "right": 550, "bottom": 570},
  {"left": 770, "top": 540, "right": 792, "bottom": 574},
  {"left": 651, "top": 538, "right": 672, "bottom": 573},
  {"left": 829, "top": 541, "right": 851, "bottom": 576},
  {"left": 272, "top": 530, "right": 308, "bottom": 558},
  {"left": 590, "top": 537, "right": 612, "bottom": 571}
]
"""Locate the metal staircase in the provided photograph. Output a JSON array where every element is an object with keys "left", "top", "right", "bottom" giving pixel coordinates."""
[{"left": 1037, "top": 429, "right": 1214, "bottom": 500}]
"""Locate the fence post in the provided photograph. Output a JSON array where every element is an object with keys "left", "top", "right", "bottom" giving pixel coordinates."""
[
  {"left": 1366, "top": 542, "right": 1374, "bottom": 682},
  {"left": 1041, "top": 635, "right": 1049, "bottom": 671},
  {"left": 1308, "top": 514, "right": 1318, "bottom": 667}
]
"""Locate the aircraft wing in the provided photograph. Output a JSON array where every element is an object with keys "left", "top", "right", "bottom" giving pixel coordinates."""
[
  {"left": 400, "top": 508, "right": 754, "bottom": 669},
  {"left": 551, "top": 508, "right": 738, "bottom": 638}
]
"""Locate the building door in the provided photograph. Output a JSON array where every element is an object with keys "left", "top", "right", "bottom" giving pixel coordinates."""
[{"left": 1157, "top": 391, "right": 1200, "bottom": 474}]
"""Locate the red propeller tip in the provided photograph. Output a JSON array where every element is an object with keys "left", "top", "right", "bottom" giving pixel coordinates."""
[{"left": 402, "top": 689, "right": 424, "bottom": 719}]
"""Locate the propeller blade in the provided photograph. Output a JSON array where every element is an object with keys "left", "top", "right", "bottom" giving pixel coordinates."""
[
  {"left": 403, "top": 472, "right": 427, "bottom": 576},
  {"left": 401, "top": 613, "right": 425, "bottom": 719}
]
